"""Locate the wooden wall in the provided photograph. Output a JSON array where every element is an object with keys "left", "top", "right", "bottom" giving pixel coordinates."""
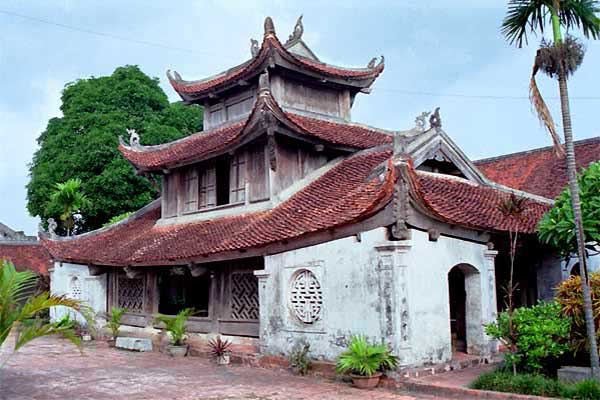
[{"left": 108, "top": 258, "right": 262, "bottom": 338}]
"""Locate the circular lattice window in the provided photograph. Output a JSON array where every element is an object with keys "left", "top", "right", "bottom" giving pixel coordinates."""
[
  {"left": 70, "top": 277, "right": 82, "bottom": 300},
  {"left": 289, "top": 269, "right": 323, "bottom": 324}
]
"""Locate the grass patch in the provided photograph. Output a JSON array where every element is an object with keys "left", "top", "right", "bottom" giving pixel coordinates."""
[{"left": 470, "top": 371, "right": 600, "bottom": 399}]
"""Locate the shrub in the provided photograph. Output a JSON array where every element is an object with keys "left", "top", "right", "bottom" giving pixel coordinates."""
[
  {"left": 207, "top": 336, "right": 232, "bottom": 358},
  {"left": 556, "top": 272, "right": 600, "bottom": 355},
  {"left": 154, "top": 308, "right": 195, "bottom": 346},
  {"left": 336, "top": 335, "right": 398, "bottom": 377},
  {"left": 471, "top": 371, "right": 600, "bottom": 399},
  {"left": 568, "top": 379, "right": 600, "bottom": 399},
  {"left": 470, "top": 371, "right": 564, "bottom": 397},
  {"left": 289, "top": 342, "right": 311, "bottom": 375},
  {"left": 484, "top": 301, "right": 571, "bottom": 373},
  {"left": 104, "top": 307, "right": 127, "bottom": 340}
]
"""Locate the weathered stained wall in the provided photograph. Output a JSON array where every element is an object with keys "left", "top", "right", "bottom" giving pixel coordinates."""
[
  {"left": 50, "top": 261, "right": 107, "bottom": 324},
  {"left": 256, "top": 227, "right": 498, "bottom": 366}
]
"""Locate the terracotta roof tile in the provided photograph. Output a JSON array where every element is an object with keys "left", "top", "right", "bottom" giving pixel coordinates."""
[
  {"left": 415, "top": 172, "right": 550, "bottom": 234},
  {"left": 43, "top": 149, "right": 394, "bottom": 266},
  {"left": 119, "top": 113, "right": 391, "bottom": 171},
  {"left": 475, "top": 137, "right": 600, "bottom": 199},
  {"left": 169, "top": 35, "right": 383, "bottom": 99},
  {"left": 0, "top": 243, "right": 52, "bottom": 275}
]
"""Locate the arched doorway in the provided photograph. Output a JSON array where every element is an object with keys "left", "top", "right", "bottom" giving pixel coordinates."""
[{"left": 448, "top": 264, "right": 482, "bottom": 354}]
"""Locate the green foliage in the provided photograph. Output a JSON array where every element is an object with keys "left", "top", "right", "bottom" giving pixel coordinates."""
[
  {"left": 0, "top": 261, "right": 88, "bottom": 365},
  {"left": 336, "top": 335, "right": 398, "bottom": 377},
  {"left": 47, "top": 178, "right": 90, "bottom": 235},
  {"left": 104, "top": 307, "right": 127, "bottom": 340},
  {"left": 289, "top": 341, "right": 311, "bottom": 375},
  {"left": 567, "top": 379, "right": 600, "bottom": 399},
  {"left": 501, "top": 0, "right": 600, "bottom": 48},
  {"left": 471, "top": 371, "right": 566, "bottom": 397},
  {"left": 539, "top": 162, "right": 600, "bottom": 256},
  {"left": 539, "top": 161, "right": 600, "bottom": 255},
  {"left": 471, "top": 371, "right": 600, "bottom": 399},
  {"left": 154, "top": 308, "right": 195, "bottom": 346},
  {"left": 556, "top": 272, "right": 600, "bottom": 354},
  {"left": 485, "top": 302, "right": 571, "bottom": 373},
  {"left": 27, "top": 65, "right": 203, "bottom": 232},
  {"left": 102, "top": 212, "right": 133, "bottom": 227}
]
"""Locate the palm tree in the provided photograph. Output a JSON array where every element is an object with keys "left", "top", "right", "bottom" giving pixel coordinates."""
[
  {"left": 0, "top": 261, "right": 86, "bottom": 369},
  {"left": 49, "top": 178, "right": 89, "bottom": 236},
  {"left": 502, "top": 0, "right": 600, "bottom": 375}
]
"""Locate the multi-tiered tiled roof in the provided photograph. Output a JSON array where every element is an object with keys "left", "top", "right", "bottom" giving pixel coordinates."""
[
  {"left": 42, "top": 16, "right": 557, "bottom": 267},
  {"left": 167, "top": 17, "right": 384, "bottom": 103}
]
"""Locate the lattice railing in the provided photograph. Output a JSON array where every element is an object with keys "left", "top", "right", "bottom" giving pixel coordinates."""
[
  {"left": 230, "top": 273, "right": 259, "bottom": 320},
  {"left": 117, "top": 275, "right": 144, "bottom": 313}
]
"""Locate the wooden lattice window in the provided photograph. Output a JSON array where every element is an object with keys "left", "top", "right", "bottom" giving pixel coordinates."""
[
  {"left": 117, "top": 275, "right": 144, "bottom": 313},
  {"left": 230, "top": 273, "right": 259, "bottom": 320},
  {"left": 289, "top": 269, "right": 323, "bottom": 324}
]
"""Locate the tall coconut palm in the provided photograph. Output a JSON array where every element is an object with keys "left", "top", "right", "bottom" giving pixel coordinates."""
[
  {"left": 48, "top": 178, "right": 89, "bottom": 236},
  {"left": 0, "top": 261, "right": 86, "bottom": 369},
  {"left": 501, "top": 0, "right": 600, "bottom": 375}
]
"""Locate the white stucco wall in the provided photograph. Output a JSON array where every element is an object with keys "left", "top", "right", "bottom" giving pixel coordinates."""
[
  {"left": 49, "top": 261, "right": 107, "bottom": 325},
  {"left": 256, "top": 227, "right": 498, "bottom": 366}
]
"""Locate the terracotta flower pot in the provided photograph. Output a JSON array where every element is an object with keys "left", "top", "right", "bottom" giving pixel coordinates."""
[
  {"left": 350, "top": 372, "right": 382, "bottom": 389},
  {"left": 216, "top": 354, "right": 230, "bottom": 365},
  {"left": 168, "top": 344, "right": 188, "bottom": 357}
]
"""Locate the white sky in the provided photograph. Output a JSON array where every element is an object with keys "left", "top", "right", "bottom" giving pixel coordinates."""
[{"left": 1, "top": 0, "right": 599, "bottom": 235}]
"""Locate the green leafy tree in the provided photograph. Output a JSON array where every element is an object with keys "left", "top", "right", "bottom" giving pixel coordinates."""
[
  {"left": 27, "top": 65, "right": 202, "bottom": 232},
  {"left": 502, "top": 0, "right": 600, "bottom": 376},
  {"left": 485, "top": 301, "right": 571, "bottom": 373},
  {"left": 47, "top": 178, "right": 89, "bottom": 236},
  {"left": 539, "top": 161, "right": 600, "bottom": 255},
  {"left": 0, "top": 261, "right": 87, "bottom": 369}
]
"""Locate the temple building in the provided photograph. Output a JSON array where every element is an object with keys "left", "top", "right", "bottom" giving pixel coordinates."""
[{"left": 43, "top": 16, "right": 585, "bottom": 367}]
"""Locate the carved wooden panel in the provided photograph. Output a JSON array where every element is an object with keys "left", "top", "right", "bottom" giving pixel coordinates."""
[
  {"left": 117, "top": 275, "right": 145, "bottom": 313},
  {"left": 289, "top": 269, "right": 323, "bottom": 324},
  {"left": 230, "top": 273, "right": 259, "bottom": 320}
]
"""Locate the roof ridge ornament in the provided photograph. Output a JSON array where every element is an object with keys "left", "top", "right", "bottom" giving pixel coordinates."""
[
  {"left": 367, "top": 55, "right": 384, "bottom": 69},
  {"left": 127, "top": 128, "right": 141, "bottom": 147},
  {"left": 47, "top": 218, "right": 57, "bottom": 238},
  {"left": 285, "top": 15, "right": 304, "bottom": 46},
  {"left": 250, "top": 38, "right": 260, "bottom": 58},
  {"left": 415, "top": 111, "right": 431, "bottom": 132},
  {"left": 429, "top": 107, "right": 442, "bottom": 130},
  {"left": 264, "top": 16, "right": 276, "bottom": 37}
]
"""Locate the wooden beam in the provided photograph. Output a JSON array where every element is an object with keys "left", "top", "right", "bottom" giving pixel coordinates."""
[{"left": 87, "top": 265, "right": 107, "bottom": 276}]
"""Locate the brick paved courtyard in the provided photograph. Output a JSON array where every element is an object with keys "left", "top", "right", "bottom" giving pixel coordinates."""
[{"left": 0, "top": 337, "right": 450, "bottom": 400}]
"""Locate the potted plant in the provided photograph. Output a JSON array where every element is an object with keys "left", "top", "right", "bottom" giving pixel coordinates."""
[
  {"left": 207, "top": 336, "right": 232, "bottom": 365},
  {"left": 154, "top": 308, "right": 195, "bottom": 357},
  {"left": 336, "top": 335, "right": 398, "bottom": 389},
  {"left": 104, "top": 307, "right": 127, "bottom": 347}
]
